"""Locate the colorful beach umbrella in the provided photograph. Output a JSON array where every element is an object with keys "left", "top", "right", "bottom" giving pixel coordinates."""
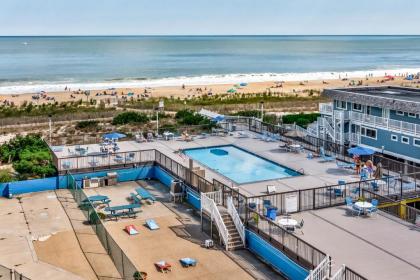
[{"left": 227, "top": 88, "right": 236, "bottom": 93}]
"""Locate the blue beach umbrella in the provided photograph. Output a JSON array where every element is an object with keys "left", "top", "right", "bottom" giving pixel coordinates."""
[
  {"left": 240, "top": 83, "right": 248, "bottom": 86},
  {"left": 212, "top": 115, "right": 225, "bottom": 122},
  {"left": 347, "top": 146, "right": 375, "bottom": 156},
  {"left": 103, "top": 132, "right": 126, "bottom": 140}
]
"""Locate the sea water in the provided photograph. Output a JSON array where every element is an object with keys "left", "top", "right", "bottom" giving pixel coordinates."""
[{"left": 0, "top": 35, "right": 420, "bottom": 94}]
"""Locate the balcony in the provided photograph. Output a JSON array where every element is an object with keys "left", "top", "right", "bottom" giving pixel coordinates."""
[
  {"left": 319, "top": 102, "right": 333, "bottom": 115},
  {"left": 349, "top": 111, "right": 420, "bottom": 136}
]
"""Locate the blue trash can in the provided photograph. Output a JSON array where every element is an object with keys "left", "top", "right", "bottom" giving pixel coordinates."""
[{"left": 267, "top": 207, "right": 278, "bottom": 220}]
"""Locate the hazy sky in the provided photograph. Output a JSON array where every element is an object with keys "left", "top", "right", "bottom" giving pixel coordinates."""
[{"left": 1, "top": 0, "right": 419, "bottom": 35}]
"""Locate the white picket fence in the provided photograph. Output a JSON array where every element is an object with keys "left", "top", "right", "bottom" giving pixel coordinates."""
[{"left": 305, "top": 255, "right": 330, "bottom": 280}]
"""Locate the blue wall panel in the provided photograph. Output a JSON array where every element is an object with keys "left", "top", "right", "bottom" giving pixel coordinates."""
[
  {"left": 153, "top": 167, "right": 174, "bottom": 188},
  {"left": 186, "top": 188, "right": 201, "bottom": 209},
  {"left": 246, "top": 230, "right": 309, "bottom": 280},
  {"left": 4, "top": 177, "right": 58, "bottom": 196}
]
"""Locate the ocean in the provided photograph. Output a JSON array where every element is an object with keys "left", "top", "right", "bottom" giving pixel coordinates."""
[{"left": 0, "top": 35, "right": 419, "bottom": 94}]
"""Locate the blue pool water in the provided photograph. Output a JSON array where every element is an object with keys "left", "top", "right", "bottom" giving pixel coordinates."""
[{"left": 183, "top": 145, "right": 300, "bottom": 184}]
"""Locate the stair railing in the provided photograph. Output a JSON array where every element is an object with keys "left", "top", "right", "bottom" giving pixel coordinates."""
[
  {"left": 227, "top": 196, "right": 246, "bottom": 247},
  {"left": 201, "top": 191, "right": 230, "bottom": 250}
]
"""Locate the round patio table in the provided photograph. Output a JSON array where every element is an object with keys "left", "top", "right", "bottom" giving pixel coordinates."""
[
  {"left": 278, "top": 218, "right": 298, "bottom": 227},
  {"left": 354, "top": 201, "right": 373, "bottom": 215}
]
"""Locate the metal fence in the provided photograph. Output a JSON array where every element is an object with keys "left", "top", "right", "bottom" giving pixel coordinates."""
[
  {"left": 247, "top": 208, "right": 327, "bottom": 270},
  {"left": 0, "top": 264, "right": 30, "bottom": 280},
  {"left": 361, "top": 189, "right": 420, "bottom": 225},
  {"left": 67, "top": 173, "right": 141, "bottom": 280}
]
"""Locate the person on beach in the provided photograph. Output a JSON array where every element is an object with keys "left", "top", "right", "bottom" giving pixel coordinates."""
[{"left": 354, "top": 155, "right": 362, "bottom": 174}]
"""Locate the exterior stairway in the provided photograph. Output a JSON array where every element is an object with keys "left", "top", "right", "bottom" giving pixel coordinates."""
[{"left": 220, "top": 210, "right": 244, "bottom": 250}]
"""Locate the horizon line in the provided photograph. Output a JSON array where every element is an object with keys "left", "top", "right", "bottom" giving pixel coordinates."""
[{"left": 1, "top": 34, "right": 420, "bottom": 37}]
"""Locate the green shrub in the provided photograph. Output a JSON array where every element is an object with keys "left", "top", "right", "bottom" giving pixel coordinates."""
[
  {"left": 0, "top": 169, "right": 13, "bottom": 183},
  {"left": 75, "top": 120, "right": 99, "bottom": 130},
  {"left": 282, "top": 113, "right": 320, "bottom": 128},
  {"left": 112, "top": 112, "right": 149, "bottom": 125}
]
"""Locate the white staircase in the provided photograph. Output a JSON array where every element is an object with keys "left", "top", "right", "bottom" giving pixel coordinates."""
[
  {"left": 305, "top": 255, "right": 331, "bottom": 280},
  {"left": 201, "top": 191, "right": 245, "bottom": 250}
]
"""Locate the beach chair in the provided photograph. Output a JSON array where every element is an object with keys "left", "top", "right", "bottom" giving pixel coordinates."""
[
  {"left": 367, "top": 199, "right": 379, "bottom": 217},
  {"left": 318, "top": 147, "right": 335, "bottom": 162},
  {"left": 115, "top": 154, "right": 124, "bottom": 163},
  {"left": 155, "top": 261, "right": 171, "bottom": 273},
  {"left": 145, "top": 219, "right": 160, "bottom": 230},
  {"left": 295, "top": 219, "right": 304, "bottom": 234},
  {"left": 180, "top": 258, "right": 197, "bottom": 267},
  {"left": 125, "top": 152, "right": 135, "bottom": 162},
  {"left": 336, "top": 161, "right": 355, "bottom": 170}
]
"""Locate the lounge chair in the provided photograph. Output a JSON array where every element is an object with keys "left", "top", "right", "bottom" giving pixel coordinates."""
[
  {"left": 236, "top": 131, "right": 250, "bottom": 138},
  {"left": 125, "top": 152, "right": 135, "bottom": 162},
  {"left": 146, "top": 219, "right": 160, "bottom": 230},
  {"left": 336, "top": 161, "right": 355, "bottom": 170},
  {"left": 115, "top": 155, "right": 124, "bottom": 163},
  {"left": 180, "top": 258, "right": 197, "bottom": 267},
  {"left": 318, "top": 147, "right": 335, "bottom": 162},
  {"left": 155, "top": 261, "right": 171, "bottom": 273}
]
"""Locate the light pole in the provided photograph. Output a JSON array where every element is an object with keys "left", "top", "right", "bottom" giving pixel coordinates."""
[
  {"left": 260, "top": 101, "right": 264, "bottom": 122},
  {"left": 48, "top": 114, "right": 52, "bottom": 143},
  {"left": 156, "top": 99, "right": 164, "bottom": 136}
]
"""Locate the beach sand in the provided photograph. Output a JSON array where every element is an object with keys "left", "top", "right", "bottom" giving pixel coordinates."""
[{"left": 0, "top": 75, "right": 417, "bottom": 106}]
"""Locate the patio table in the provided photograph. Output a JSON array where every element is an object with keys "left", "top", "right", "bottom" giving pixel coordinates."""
[
  {"left": 354, "top": 201, "right": 373, "bottom": 215},
  {"left": 278, "top": 218, "right": 298, "bottom": 227}
]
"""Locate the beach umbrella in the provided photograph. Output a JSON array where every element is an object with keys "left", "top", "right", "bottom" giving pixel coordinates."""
[
  {"left": 285, "top": 130, "right": 307, "bottom": 137},
  {"left": 103, "top": 132, "right": 126, "bottom": 140},
  {"left": 212, "top": 115, "right": 225, "bottom": 122},
  {"left": 227, "top": 88, "right": 236, "bottom": 93},
  {"left": 240, "top": 83, "right": 248, "bottom": 86},
  {"left": 347, "top": 146, "right": 375, "bottom": 156}
]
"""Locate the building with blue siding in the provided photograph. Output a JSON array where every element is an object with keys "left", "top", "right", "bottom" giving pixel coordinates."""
[{"left": 316, "top": 86, "right": 420, "bottom": 165}]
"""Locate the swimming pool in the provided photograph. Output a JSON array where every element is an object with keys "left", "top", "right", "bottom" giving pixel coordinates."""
[{"left": 183, "top": 145, "right": 300, "bottom": 184}]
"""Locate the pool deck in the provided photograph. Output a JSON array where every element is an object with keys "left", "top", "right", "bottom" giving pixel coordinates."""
[
  {"left": 288, "top": 207, "right": 420, "bottom": 279},
  {"left": 54, "top": 132, "right": 360, "bottom": 197}
]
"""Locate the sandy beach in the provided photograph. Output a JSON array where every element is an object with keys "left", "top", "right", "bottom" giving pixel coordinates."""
[{"left": 0, "top": 75, "right": 417, "bottom": 106}]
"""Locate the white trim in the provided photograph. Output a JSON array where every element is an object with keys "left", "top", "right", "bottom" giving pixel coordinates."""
[
  {"left": 408, "top": 112, "right": 417, "bottom": 118},
  {"left": 401, "top": 136, "right": 410, "bottom": 144},
  {"left": 361, "top": 126, "right": 377, "bottom": 140},
  {"left": 352, "top": 103, "right": 362, "bottom": 112},
  {"left": 396, "top": 111, "right": 405, "bottom": 116},
  {"left": 413, "top": 138, "right": 420, "bottom": 147},
  {"left": 391, "top": 134, "right": 398, "bottom": 142},
  {"left": 336, "top": 100, "right": 347, "bottom": 110}
]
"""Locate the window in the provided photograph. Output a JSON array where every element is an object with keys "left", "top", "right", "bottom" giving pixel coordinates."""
[
  {"left": 401, "top": 136, "right": 410, "bottom": 144},
  {"left": 391, "top": 135, "right": 398, "bottom": 142},
  {"left": 396, "top": 111, "right": 404, "bottom": 116},
  {"left": 414, "top": 139, "right": 420, "bottom": 147},
  {"left": 361, "top": 127, "right": 377, "bottom": 139},
  {"left": 336, "top": 100, "right": 347, "bottom": 110},
  {"left": 352, "top": 103, "right": 362, "bottom": 112},
  {"left": 408, "top": 113, "right": 416, "bottom": 118}
]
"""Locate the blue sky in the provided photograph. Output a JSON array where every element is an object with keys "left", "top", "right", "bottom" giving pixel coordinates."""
[{"left": 1, "top": 0, "right": 419, "bottom": 35}]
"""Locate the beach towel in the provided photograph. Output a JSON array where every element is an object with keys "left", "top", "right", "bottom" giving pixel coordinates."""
[{"left": 146, "top": 219, "right": 160, "bottom": 230}]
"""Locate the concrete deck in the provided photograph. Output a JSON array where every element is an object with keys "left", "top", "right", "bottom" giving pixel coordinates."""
[
  {"left": 284, "top": 207, "right": 420, "bottom": 280},
  {"left": 57, "top": 132, "right": 361, "bottom": 197},
  {"left": 0, "top": 192, "right": 95, "bottom": 280},
  {"left": 84, "top": 181, "right": 279, "bottom": 280}
]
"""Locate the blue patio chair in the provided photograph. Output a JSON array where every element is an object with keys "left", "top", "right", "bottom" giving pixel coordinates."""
[
  {"left": 319, "top": 147, "right": 335, "bottom": 162},
  {"left": 371, "top": 181, "right": 379, "bottom": 192},
  {"left": 334, "top": 188, "right": 344, "bottom": 197},
  {"left": 367, "top": 200, "right": 378, "bottom": 217},
  {"left": 263, "top": 200, "right": 271, "bottom": 208},
  {"left": 371, "top": 199, "right": 379, "bottom": 207},
  {"left": 351, "top": 204, "right": 363, "bottom": 216}
]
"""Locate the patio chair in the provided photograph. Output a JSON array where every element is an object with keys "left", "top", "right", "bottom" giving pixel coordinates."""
[
  {"left": 155, "top": 261, "right": 171, "bottom": 273},
  {"left": 367, "top": 200, "right": 379, "bottom": 217},
  {"left": 180, "top": 258, "right": 197, "bottom": 268},
  {"left": 371, "top": 181, "right": 379, "bottom": 192},
  {"left": 125, "top": 152, "right": 135, "bottom": 162},
  {"left": 295, "top": 219, "right": 304, "bottom": 234},
  {"left": 334, "top": 188, "right": 344, "bottom": 197},
  {"left": 345, "top": 197, "right": 361, "bottom": 216},
  {"left": 318, "top": 147, "right": 335, "bottom": 162}
]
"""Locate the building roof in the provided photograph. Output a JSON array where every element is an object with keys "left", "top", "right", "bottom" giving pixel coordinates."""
[{"left": 324, "top": 86, "right": 420, "bottom": 114}]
